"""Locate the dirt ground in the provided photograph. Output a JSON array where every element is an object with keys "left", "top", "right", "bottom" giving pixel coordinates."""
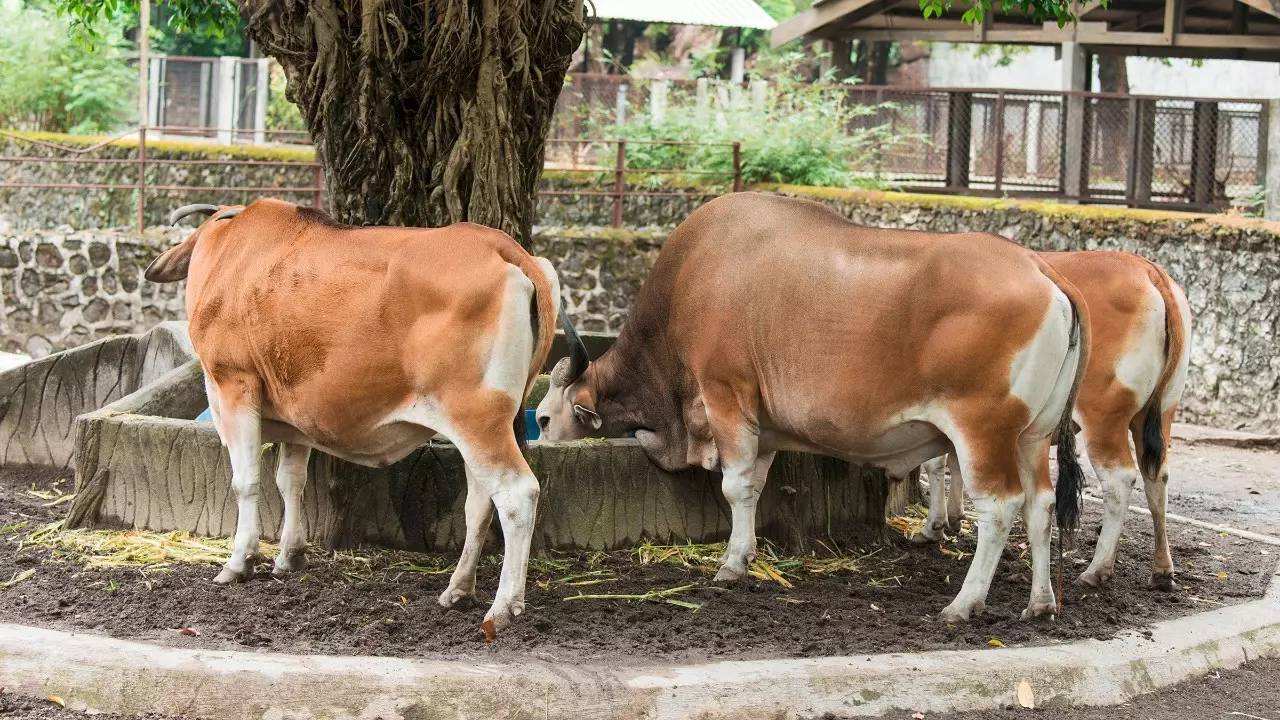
[{"left": 0, "top": 448, "right": 1274, "bottom": 666}]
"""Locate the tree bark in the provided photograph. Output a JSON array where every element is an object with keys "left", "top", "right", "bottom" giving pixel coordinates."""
[{"left": 238, "top": 0, "right": 586, "bottom": 245}]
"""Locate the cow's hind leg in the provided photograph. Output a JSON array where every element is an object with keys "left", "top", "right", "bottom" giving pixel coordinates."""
[
  {"left": 939, "top": 427, "right": 1023, "bottom": 622},
  {"left": 1019, "top": 438, "right": 1057, "bottom": 618},
  {"left": 272, "top": 442, "right": 311, "bottom": 576},
  {"left": 1078, "top": 421, "right": 1139, "bottom": 588},
  {"left": 439, "top": 465, "right": 495, "bottom": 608},
  {"left": 447, "top": 396, "right": 540, "bottom": 635},
  {"left": 209, "top": 376, "right": 265, "bottom": 585},
  {"left": 1135, "top": 408, "right": 1178, "bottom": 591}
]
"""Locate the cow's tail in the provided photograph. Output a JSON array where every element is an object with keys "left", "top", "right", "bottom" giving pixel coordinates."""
[
  {"left": 513, "top": 256, "right": 561, "bottom": 450},
  {"left": 1135, "top": 258, "right": 1188, "bottom": 482},
  {"left": 1035, "top": 257, "right": 1091, "bottom": 532}
]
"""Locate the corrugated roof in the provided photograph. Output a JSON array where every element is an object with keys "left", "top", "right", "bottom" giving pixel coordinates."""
[{"left": 590, "top": 0, "right": 778, "bottom": 29}]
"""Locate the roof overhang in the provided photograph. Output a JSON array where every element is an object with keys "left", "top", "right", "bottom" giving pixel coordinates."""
[
  {"left": 771, "top": 0, "right": 1280, "bottom": 62},
  {"left": 592, "top": 0, "right": 778, "bottom": 30}
]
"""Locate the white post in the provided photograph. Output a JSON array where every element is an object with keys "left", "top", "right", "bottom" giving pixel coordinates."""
[
  {"left": 1266, "top": 98, "right": 1280, "bottom": 220},
  {"left": 615, "top": 83, "right": 629, "bottom": 126},
  {"left": 197, "top": 61, "right": 211, "bottom": 128},
  {"left": 253, "top": 58, "right": 269, "bottom": 144},
  {"left": 730, "top": 47, "right": 745, "bottom": 84},
  {"left": 695, "top": 78, "right": 709, "bottom": 121},
  {"left": 136, "top": 0, "right": 150, "bottom": 129},
  {"left": 750, "top": 79, "right": 768, "bottom": 110},
  {"left": 1061, "top": 41, "right": 1089, "bottom": 200},
  {"left": 215, "top": 56, "right": 237, "bottom": 144},
  {"left": 147, "top": 57, "right": 163, "bottom": 127},
  {"left": 715, "top": 82, "right": 730, "bottom": 127},
  {"left": 1025, "top": 100, "right": 1042, "bottom": 177},
  {"left": 649, "top": 80, "right": 668, "bottom": 124}
]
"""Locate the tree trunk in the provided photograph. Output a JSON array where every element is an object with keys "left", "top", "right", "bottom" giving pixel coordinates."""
[
  {"left": 602, "top": 20, "right": 646, "bottom": 73},
  {"left": 239, "top": 1, "right": 586, "bottom": 245},
  {"left": 1097, "top": 54, "right": 1130, "bottom": 94},
  {"left": 1097, "top": 54, "right": 1130, "bottom": 179}
]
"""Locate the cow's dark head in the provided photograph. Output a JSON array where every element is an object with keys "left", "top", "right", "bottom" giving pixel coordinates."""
[{"left": 535, "top": 311, "right": 692, "bottom": 471}]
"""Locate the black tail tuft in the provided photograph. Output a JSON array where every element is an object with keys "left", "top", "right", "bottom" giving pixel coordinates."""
[
  {"left": 1055, "top": 307, "right": 1086, "bottom": 532},
  {"left": 1139, "top": 400, "right": 1165, "bottom": 481},
  {"left": 1055, "top": 417, "right": 1085, "bottom": 531}
]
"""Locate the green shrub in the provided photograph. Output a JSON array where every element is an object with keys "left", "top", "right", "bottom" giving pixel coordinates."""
[
  {"left": 0, "top": 3, "right": 133, "bottom": 133},
  {"left": 598, "top": 63, "right": 910, "bottom": 188},
  {"left": 265, "top": 61, "right": 306, "bottom": 134}
]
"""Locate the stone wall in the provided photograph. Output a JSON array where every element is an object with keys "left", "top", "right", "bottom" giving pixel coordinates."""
[
  {"left": 0, "top": 225, "right": 184, "bottom": 356},
  {"left": 3, "top": 185, "right": 1277, "bottom": 431}
]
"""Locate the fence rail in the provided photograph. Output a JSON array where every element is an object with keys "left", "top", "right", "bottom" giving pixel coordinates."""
[
  {"left": 0, "top": 129, "right": 741, "bottom": 230},
  {"left": 554, "top": 75, "right": 1266, "bottom": 212}
]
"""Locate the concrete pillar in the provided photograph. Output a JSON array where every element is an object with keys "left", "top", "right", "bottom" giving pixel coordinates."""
[
  {"left": 253, "top": 58, "right": 269, "bottom": 144},
  {"left": 197, "top": 62, "right": 211, "bottom": 128},
  {"left": 1061, "top": 42, "right": 1089, "bottom": 199},
  {"left": 614, "top": 83, "right": 629, "bottom": 126},
  {"left": 1267, "top": 99, "right": 1280, "bottom": 220},
  {"left": 750, "top": 79, "right": 768, "bottom": 110},
  {"left": 649, "top": 80, "right": 668, "bottom": 124},
  {"left": 1026, "top": 100, "right": 1042, "bottom": 176},
  {"left": 147, "top": 57, "right": 163, "bottom": 127},
  {"left": 695, "top": 78, "right": 709, "bottom": 122},
  {"left": 215, "top": 56, "right": 238, "bottom": 144},
  {"left": 730, "top": 47, "right": 745, "bottom": 84}
]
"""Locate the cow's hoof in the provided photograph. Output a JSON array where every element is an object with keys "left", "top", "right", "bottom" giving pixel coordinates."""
[
  {"left": 1150, "top": 572, "right": 1179, "bottom": 592},
  {"left": 939, "top": 598, "right": 984, "bottom": 623},
  {"left": 713, "top": 562, "right": 748, "bottom": 583},
  {"left": 946, "top": 515, "right": 964, "bottom": 533},
  {"left": 213, "top": 566, "right": 247, "bottom": 584},
  {"left": 438, "top": 585, "right": 474, "bottom": 608},
  {"left": 1078, "top": 568, "right": 1113, "bottom": 587},
  {"left": 272, "top": 550, "right": 307, "bottom": 576},
  {"left": 1021, "top": 600, "right": 1057, "bottom": 620},
  {"left": 907, "top": 531, "right": 934, "bottom": 545},
  {"left": 481, "top": 599, "right": 525, "bottom": 640}
]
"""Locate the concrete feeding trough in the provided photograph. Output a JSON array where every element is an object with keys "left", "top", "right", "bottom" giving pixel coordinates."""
[{"left": 56, "top": 325, "right": 913, "bottom": 553}]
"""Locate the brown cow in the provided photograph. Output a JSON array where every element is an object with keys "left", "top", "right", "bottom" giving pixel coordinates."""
[
  {"left": 146, "top": 199, "right": 561, "bottom": 635},
  {"left": 917, "top": 251, "right": 1191, "bottom": 591},
  {"left": 538, "top": 193, "right": 1091, "bottom": 621}
]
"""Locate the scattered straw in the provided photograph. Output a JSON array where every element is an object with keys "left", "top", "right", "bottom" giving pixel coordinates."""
[
  {"left": 564, "top": 583, "right": 703, "bottom": 610},
  {"left": 24, "top": 521, "right": 247, "bottom": 570}
]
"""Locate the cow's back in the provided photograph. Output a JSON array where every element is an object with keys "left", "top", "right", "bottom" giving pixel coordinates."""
[
  {"left": 652, "top": 193, "right": 1062, "bottom": 449},
  {"left": 186, "top": 201, "right": 519, "bottom": 444}
]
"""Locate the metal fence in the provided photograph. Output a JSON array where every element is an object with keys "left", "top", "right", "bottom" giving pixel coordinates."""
[
  {"left": 0, "top": 128, "right": 741, "bottom": 230},
  {"left": 554, "top": 75, "right": 1266, "bottom": 212}
]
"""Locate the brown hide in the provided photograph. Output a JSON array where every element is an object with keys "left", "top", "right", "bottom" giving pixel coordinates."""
[
  {"left": 170, "top": 199, "right": 556, "bottom": 459},
  {"left": 583, "top": 193, "right": 1086, "bottom": 496}
]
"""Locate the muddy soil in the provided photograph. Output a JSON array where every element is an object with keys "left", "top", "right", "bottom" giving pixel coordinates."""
[{"left": 0, "top": 463, "right": 1274, "bottom": 665}]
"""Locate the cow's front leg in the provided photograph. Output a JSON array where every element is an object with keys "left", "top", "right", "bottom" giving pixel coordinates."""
[
  {"left": 210, "top": 380, "right": 265, "bottom": 584},
  {"left": 715, "top": 450, "right": 775, "bottom": 582},
  {"left": 272, "top": 442, "right": 311, "bottom": 576},
  {"left": 439, "top": 466, "right": 494, "bottom": 608}
]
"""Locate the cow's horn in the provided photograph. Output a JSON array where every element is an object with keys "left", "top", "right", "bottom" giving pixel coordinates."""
[
  {"left": 558, "top": 301, "right": 590, "bottom": 384},
  {"left": 168, "top": 204, "right": 243, "bottom": 226}
]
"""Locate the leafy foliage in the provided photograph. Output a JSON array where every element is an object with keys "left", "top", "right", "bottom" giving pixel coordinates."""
[
  {"left": 602, "top": 61, "right": 909, "bottom": 188},
  {"left": 920, "top": 0, "right": 1104, "bottom": 25},
  {"left": 264, "top": 61, "right": 305, "bottom": 134},
  {"left": 0, "top": 2, "right": 134, "bottom": 133},
  {"left": 51, "top": 0, "right": 239, "bottom": 44}
]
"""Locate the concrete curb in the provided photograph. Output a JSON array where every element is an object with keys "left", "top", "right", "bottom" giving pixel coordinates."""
[{"left": 2, "top": 560, "right": 1279, "bottom": 719}]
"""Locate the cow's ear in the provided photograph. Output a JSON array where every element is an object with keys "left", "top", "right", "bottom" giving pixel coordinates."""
[
  {"left": 573, "top": 404, "right": 602, "bottom": 430},
  {"left": 144, "top": 232, "right": 198, "bottom": 282}
]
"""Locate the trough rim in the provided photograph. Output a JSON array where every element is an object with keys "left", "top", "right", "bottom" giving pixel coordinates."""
[{"left": 1, "top": 552, "right": 1277, "bottom": 719}]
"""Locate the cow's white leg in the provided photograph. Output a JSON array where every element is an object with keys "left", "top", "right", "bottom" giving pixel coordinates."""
[
  {"left": 1079, "top": 465, "right": 1137, "bottom": 588},
  {"left": 939, "top": 435, "right": 1022, "bottom": 622},
  {"left": 272, "top": 442, "right": 311, "bottom": 576},
  {"left": 715, "top": 449, "right": 774, "bottom": 582},
  {"left": 213, "top": 400, "right": 264, "bottom": 584},
  {"left": 482, "top": 463, "right": 539, "bottom": 633},
  {"left": 946, "top": 453, "right": 966, "bottom": 530},
  {"left": 919, "top": 455, "right": 949, "bottom": 541},
  {"left": 439, "top": 465, "right": 494, "bottom": 608},
  {"left": 1019, "top": 440, "right": 1057, "bottom": 618}
]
